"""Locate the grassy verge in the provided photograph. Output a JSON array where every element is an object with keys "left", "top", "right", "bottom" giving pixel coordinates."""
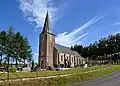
[
  {"left": 0, "top": 65, "right": 107, "bottom": 80},
  {"left": 0, "top": 65, "right": 119, "bottom": 86}
]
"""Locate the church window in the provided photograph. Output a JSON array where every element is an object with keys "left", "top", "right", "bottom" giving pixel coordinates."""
[
  {"left": 41, "top": 34, "right": 44, "bottom": 40},
  {"left": 67, "top": 57, "right": 68, "bottom": 60},
  {"left": 61, "top": 56, "right": 63, "bottom": 62},
  {"left": 42, "top": 36, "right": 44, "bottom": 40},
  {"left": 41, "top": 52, "right": 44, "bottom": 56},
  {"left": 72, "top": 57, "right": 74, "bottom": 62}
]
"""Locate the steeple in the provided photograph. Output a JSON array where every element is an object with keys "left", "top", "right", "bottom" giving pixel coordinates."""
[{"left": 42, "top": 11, "right": 51, "bottom": 32}]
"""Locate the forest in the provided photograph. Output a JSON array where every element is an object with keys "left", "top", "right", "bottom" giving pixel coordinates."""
[{"left": 71, "top": 33, "right": 120, "bottom": 65}]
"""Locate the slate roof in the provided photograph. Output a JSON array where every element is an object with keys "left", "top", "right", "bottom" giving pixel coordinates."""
[{"left": 55, "top": 44, "right": 82, "bottom": 57}]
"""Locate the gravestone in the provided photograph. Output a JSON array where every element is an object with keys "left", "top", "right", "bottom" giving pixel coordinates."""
[
  {"left": 22, "top": 64, "right": 31, "bottom": 72},
  {"left": 84, "top": 64, "right": 88, "bottom": 68},
  {"left": 22, "top": 67, "right": 31, "bottom": 72}
]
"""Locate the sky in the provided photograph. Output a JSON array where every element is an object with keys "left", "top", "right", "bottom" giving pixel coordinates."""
[{"left": 0, "top": 0, "right": 120, "bottom": 63}]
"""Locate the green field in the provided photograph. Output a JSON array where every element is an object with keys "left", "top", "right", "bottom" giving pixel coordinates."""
[
  {"left": 0, "top": 65, "right": 108, "bottom": 80},
  {"left": 0, "top": 65, "right": 120, "bottom": 86}
]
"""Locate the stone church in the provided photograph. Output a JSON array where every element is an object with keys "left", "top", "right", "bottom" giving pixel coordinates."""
[{"left": 38, "top": 12, "right": 85, "bottom": 69}]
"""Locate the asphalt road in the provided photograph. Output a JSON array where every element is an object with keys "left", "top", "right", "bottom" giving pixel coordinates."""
[{"left": 71, "top": 71, "right": 120, "bottom": 86}]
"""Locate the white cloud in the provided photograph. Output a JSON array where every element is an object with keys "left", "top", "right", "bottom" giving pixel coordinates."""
[
  {"left": 18, "top": 0, "right": 68, "bottom": 28},
  {"left": 33, "top": 52, "right": 39, "bottom": 62},
  {"left": 55, "top": 13, "right": 106, "bottom": 47},
  {"left": 113, "top": 22, "right": 120, "bottom": 26},
  {"left": 18, "top": 0, "right": 107, "bottom": 48},
  {"left": 34, "top": 52, "right": 38, "bottom": 57}
]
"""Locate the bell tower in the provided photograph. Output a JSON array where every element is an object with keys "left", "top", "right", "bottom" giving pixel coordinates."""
[{"left": 38, "top": 11, "right": 55, "bottom": 69}]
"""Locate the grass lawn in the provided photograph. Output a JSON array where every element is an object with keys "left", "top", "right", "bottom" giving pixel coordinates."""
[
  {"left": 0, "top": 65, "right": 120, "bottom": 86},
  {"left": 0, "top": 65, "right": 108, "bottom": 80}
]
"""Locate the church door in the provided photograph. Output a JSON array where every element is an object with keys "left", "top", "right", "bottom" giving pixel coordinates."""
[{"left": 41, "top": 60, "right": 44, "bottom": 69}]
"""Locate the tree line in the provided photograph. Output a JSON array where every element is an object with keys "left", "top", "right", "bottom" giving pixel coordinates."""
[
  {"left": 71, "top": 33, "right": 120, "bottom": 65},
  {"left": 0, "top": 26, "right": 33, "bottom": 68}
]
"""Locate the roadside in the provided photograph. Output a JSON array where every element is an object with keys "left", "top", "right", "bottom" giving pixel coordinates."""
[{"left": 70, "top": 65, "right": 120, "bottom": 86}]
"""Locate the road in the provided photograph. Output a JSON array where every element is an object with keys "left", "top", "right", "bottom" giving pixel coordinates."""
[{"left": 71, "top": 71, "right": 120, "bottom": 86}]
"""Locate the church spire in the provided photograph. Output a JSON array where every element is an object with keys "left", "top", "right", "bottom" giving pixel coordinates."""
[{"left": 43, "top": 10, "right": 51, "bottom": 32}]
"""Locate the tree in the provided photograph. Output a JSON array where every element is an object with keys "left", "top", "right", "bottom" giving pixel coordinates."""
[
  {"left": 19, "top": 37, "right": 33, "bottom": 67},
  {"left": 71, "top": 46, "right": 74, "bottom": 50},
  {"left": 70, "top": 31, "right": 120, "bottom": 65},
  {"left": 13, "top": 32, "right": 22, "bottom": 67},
  {"left": 4, "top": 27, "right": 15, "bottom": 62},
  {"left": 0, "top": 30, "right": 8, "bottom": 64},
  {"left": 0, "top": 26, "right": 33, "bottom": 68}
]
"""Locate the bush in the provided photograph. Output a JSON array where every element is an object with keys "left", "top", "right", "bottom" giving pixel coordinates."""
[
  {"left": 60, "top": 64, "right": 64, "bottom": 68},
  {"left": 9, "top": 67, "right": 17, "bottom": 72}
]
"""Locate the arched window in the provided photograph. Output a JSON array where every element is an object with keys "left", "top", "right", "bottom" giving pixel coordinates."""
[
  {"left": 61, "top": 56, "right": 63, "bottom": 62},
  {"left": 67, "top": 56, "right": 68, "bottom": 60},
  {"left": 72, "top": 57, "right": 74, "bottom": 63}
]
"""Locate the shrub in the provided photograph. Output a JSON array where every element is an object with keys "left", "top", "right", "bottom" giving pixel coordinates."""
[{"left": 9, "top": 67, "right": 17, "bottom": 72}]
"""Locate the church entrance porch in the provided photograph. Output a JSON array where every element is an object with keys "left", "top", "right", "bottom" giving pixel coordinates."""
[
  {"left": 40, "top": 60, "right": 45, "bottom": 69},
  {"left": 40, "top": 58, "right": 54, "bottom": 70},
  {"left": 40, "top": 58, "right": 47, "bottom": 69}
]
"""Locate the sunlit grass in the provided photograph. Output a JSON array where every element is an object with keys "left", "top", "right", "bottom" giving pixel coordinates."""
[
  {"left": 0, "top": 65, "right": 111, "bottom": 80},
  {"left": 0, "top": 65, "right": 120, "bottom": 86}
]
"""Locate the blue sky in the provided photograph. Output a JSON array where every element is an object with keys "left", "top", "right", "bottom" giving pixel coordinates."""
[{"left": 0, "top": 0, "right": 120, "bottom": 63}]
